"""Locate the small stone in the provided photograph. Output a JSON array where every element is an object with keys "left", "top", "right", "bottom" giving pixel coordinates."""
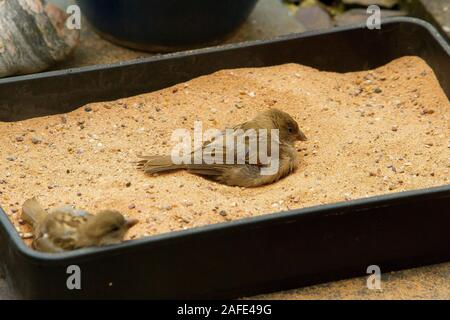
[
  {"left": 6, "top": 155, "right": 16, "bottom": 161},
  {"left": 11, "top": 208, "right": 18, "bottom": 213},
  {"left": 77, "top": 192, "right": 82, "bottom": 197},
  {"left": 388, "top": 165, "right": 397, "bottom": 173},
  {"left": 126, "top": 182, "right": 131, "bottom": 188},
  {"left": 84, "top": 106, "right": 92, "bottom": 112},
  {"left": 391, "top": 125, "right": 398, "bottom": 132},
  {"left": 15, "top": 136, "right": 24, "bottom": 142},
  {"left": 219, "top": 210, "right": 227, "bottom": 217},
  {"left": 182, "top": 200, "right": 193, "bottom": 207},
  {"left": 374, "top": 87, "right": 382, "bottom": 94},
  {"left": 128, "top": 204, "right": 136, "bottom": 210},
  {"left": 31, "top": 136, "right": 42, "bottom": 144}
]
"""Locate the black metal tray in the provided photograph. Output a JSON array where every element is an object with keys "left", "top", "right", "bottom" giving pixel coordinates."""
[{"left": 0, "top": 18, "right": 449, "bottom": 299}]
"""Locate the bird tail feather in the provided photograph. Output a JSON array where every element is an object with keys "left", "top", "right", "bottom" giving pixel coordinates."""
[
  {"left": 21, "top": 198, "right": 47, "bottom": 227},
  {"left": 137, "top": 155, "right": 185, "bottom": 174}
]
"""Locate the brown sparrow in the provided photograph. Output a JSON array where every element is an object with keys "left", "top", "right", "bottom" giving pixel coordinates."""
[
  {"left": 21, "top": 198, "right": 138, "bottom": 253},
  {"left": 138, "top": 108, "right": 307, "bottom": 187}
]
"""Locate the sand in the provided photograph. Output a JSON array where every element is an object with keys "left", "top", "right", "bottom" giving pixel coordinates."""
[{"left": 0, "top": 56, "right": 449, "bottom": 242}]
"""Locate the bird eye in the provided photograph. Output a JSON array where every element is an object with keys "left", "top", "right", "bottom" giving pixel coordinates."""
[
  {"left": 111, "top": 226, "right": 120, "bottom": 232},
  {"left": 288, "top": 127, "right": 293, "bottom": 133}
]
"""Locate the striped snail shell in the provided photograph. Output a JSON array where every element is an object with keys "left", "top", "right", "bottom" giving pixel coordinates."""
[{"left": 0, "top": 0, "right": 79, "bottom": 78}]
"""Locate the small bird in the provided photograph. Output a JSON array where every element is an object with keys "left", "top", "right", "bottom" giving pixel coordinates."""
[
  {"left": 21, "top": 198, "right": 138, "bottom": 253},
  {"left": 138, "top": 108, "right": 307, "bottom": 187}
]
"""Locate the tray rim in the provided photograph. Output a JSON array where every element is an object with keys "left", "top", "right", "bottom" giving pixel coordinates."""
[
  {"left": 0, "top": 17, "right": 448, "bottom": 85},
  {"left": 0, "top": 16, "right": 449, "bottom": 265}
]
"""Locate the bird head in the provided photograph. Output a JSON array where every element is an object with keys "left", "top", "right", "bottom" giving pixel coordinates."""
[
  {"left": 263, "top": 109, "right": 307, "bottom": 144},
  {"left": 81, "top": 210, "right": 138, "bottom": 246}
]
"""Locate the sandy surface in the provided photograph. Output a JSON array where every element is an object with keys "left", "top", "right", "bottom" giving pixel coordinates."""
[
  {"left": 252, "top": 262, "right": 450, "bottom": 300},
  {"left": 0, "top": 56, "right": 449, "bottom": 243}
]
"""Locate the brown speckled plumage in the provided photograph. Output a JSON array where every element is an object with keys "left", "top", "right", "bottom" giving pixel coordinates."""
[
  {"left": 21, "top": 198, "right": 138, "bottom": 253},
  {"left": 138, "top": 109, "right": 307, "bottom": 187}
]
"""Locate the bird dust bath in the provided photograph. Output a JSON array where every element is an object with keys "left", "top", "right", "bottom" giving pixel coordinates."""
[{"left": 0, "top": 56, "right": 449, "bottom": 243}]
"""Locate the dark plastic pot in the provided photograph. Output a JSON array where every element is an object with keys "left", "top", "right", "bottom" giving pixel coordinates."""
[{"left": 76, "top": 0, "right": 259, "bottom": 51}]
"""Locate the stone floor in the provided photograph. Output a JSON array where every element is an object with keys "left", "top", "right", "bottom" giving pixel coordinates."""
[{"left": 1, "top": 0, "right": 449, "bottom": 300}]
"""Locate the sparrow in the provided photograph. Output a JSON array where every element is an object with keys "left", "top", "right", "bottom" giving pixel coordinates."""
[
  {"left": 138, "top": 108, "right": 307, "bottom": 187},
  {"left": 21, "top": 198, "right": 138, "bottom": 253}
]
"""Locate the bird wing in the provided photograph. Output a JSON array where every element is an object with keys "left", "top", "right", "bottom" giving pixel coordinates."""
[
  {"left": 195, "top": 127, "right": 279, "bottom": 166},
  {"left": 35, "top": 210, "right": 90, "bottom": 252}
]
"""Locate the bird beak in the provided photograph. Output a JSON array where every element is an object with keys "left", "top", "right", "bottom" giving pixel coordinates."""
[
  {"left": 297, "top": 131, "right": 308, "bottom": 141},
  {"left": 125, "top": 218, "right": 139, "bottom": 229}
]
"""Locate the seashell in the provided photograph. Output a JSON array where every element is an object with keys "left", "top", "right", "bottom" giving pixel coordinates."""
[{"left": 0, "top": 0, "right": 79, "bottom": 78}]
